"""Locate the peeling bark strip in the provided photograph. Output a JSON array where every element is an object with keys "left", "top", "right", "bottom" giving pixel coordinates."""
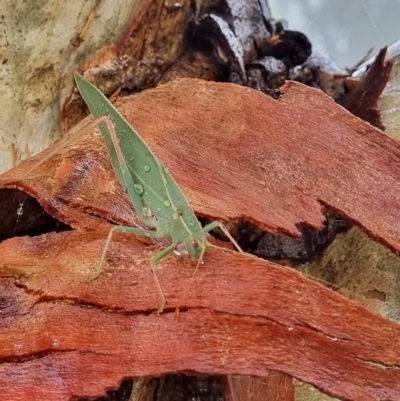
[
  {"left": 1, "top": 80, "right": 400, "bottom": 400},
  {"left": 1, "top": 230, "right": 400, "bottom": 401},
  {"left": 10, "top": 78, "right": 400, "bottom": 251}
]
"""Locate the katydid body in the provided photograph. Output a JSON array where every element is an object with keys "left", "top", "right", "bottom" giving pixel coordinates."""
[{"left": 73, "top": 73, "right": 242, "bottom": 312}]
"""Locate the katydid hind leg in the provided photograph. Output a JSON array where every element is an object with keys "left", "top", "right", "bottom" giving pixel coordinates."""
[
  {"left": 203, "top": 221, "right": 243, "bottom": 253},
  {"left": 87, "top": 224, "right": 166, "bottom": 282},
  {"left": 192, "top": 240, "right": 207, "bottom": 278},
  {"left": 174, "top": 240, "right": 207, "bottom": 317},
  {"left": 150, "top": 239, "right": 178, "bottom": 314},
  {"left": 74, "top": 74, "right": 156, "bottom": 229},
  {"left": 94, "top": 115, "right": 158, "bottom": 229}
]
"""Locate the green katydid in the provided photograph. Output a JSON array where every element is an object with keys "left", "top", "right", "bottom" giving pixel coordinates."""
[{"left": 72, "top": 73, "right": 243, "bottom": 312}]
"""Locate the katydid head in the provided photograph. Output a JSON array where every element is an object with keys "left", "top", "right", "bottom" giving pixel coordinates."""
[
  {"left": 175, "top": 235, "right": 208, "bottom": 261},
  {"left": 187, "top": 238, "right": 206, "bottom": 259}
]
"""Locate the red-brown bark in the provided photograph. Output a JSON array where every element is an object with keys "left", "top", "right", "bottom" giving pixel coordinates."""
[{"left": 1, "top": 79, "right": 400, "bottom": 400}]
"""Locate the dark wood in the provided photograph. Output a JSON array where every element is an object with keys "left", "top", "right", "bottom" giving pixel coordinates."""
[
  {"left": 339, "top": 47, "right": 393, "bottom": 130},
  {"left": 226, "top": 374, "right": 294, "bottom": 401}
]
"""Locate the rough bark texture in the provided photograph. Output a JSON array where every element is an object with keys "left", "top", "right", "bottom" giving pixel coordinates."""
[{"left": 1, "top": 80, "right": 400, "bottom": 400}]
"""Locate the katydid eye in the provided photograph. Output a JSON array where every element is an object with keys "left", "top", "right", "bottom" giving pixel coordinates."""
[{"left": 191, "top": 240, "right": 199, "bottom": 249}]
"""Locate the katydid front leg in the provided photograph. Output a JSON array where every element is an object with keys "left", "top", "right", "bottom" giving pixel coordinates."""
[
  {"left": 190, "top": 221, "right": 244, "bottom": 278},
  {"left": 203, "top": 221, "right": 243, "bottom": 253}
]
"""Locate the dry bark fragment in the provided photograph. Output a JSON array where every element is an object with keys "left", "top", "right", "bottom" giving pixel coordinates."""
[
  {"left": 1, "top": 231, "right": 400, "bottom": 401},
  {"left": 12, "top": 78, "right": 400, "bottom": 249},
  {"left": 1, "top": 79, "right": 400, "bottom": 400},
  {"left": 292, "top": 47, "right": 392, "bottom": 130},
  {"left": 338, "top": 47, "right": 393, "bottom": 130}
]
